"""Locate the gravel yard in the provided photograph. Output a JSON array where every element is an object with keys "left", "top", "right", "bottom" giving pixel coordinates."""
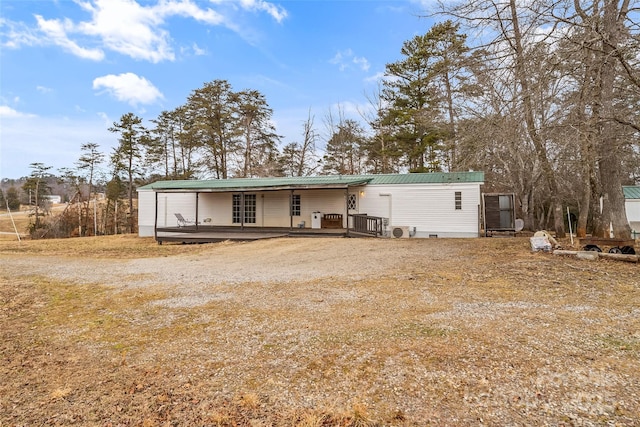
[{"left": 1, "top": 235, "right": 639, "bottom": 425}]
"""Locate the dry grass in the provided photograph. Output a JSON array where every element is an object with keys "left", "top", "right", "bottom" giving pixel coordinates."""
[
  {"left": 0, "top": 208, "right": 31, "bottom": 237},
  {"left": 0, "top": 233, "right": 214, "bottom": 257},
  {"left": 1, "top": 235, "right": 639, "bottom": 426}
]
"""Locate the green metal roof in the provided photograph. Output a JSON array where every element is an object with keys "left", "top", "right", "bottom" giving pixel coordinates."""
[
  {"left": 363, "top": 171, "right": 484, "bottom": 185},
  {"left": 139, "top": 175, "right": 373, "bottom": 191},
  {"left": 139, "top": 171, "right": 484, "bottom": 192},
  {"left": 623, "top": 186, "right": 640, "bottom": 199}
]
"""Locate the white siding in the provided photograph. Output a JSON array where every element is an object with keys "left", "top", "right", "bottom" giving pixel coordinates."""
[
  {"left": 626, "top": 199, "right": 640, "bottom": 233},
  {"left": 156, "top": 193, "right": 199, "bottom": 228},
  {"left": 199, "top": 193, "right": 232, "bottom": 225},
  {"left": 138, "top": 191, "right": 203, "bottom": 236},
  {"left": 138, "top": 182, "right": 482, "bottom": 237},
  {"left": 259, "top": 189, "right": 348, "bottom": 228},
  {"left": 299, "top": 189, "right": 348, "bottom": 227},
  {"left": 263, "top": 192, "right": 290, "bottom": 227},
  {"left": 358, "top": 183, "right": 481, "bottom": 237},
  {"left": 176, "top": 190, "right": 349, "bottom": 228},
  {"left": 138, "top": 189, "right": 156, "bottom": 237}
]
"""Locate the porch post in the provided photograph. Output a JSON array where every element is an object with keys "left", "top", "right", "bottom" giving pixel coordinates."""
[
  {"left": 195, "top": 192, "right": 199, "bottom": 231},
  {"left": 154, "top": 190, "right": 158, "bottom": 242},
  {"left": 290, "top": 189, "right": 293, "bottom": 230},
  {"left": 241, "top": 192, "right": 245, "bottom": 230},
  {"left": 345, "top": 187, "right": 350, "bottom": 237}
]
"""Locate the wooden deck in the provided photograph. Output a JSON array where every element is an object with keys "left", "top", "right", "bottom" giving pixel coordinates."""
[{"left": 155, "top": 226, "right": 349, "bottom": 244}]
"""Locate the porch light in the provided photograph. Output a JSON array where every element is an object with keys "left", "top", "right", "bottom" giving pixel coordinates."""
[{"left": 359, "top": 190, "right": 365, "bottom": 197}]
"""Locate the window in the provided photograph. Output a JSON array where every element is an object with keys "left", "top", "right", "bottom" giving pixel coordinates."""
[
  {"left": 232, "top": 194, "right": 242, "bottom": 223},
  {"left": 347, "top": 193, "right": 357, "bottom": 211},
  {"left": 455, "top": 191, "right": 462, "bottom": 210},
  {"left": 290, "top": 194, "right": 301, "bottom": 216},
  {"left": 244, "top": 194, "right": 256, "bottom": 223},
  {"left": 232, "top": 194, "right": 256, "bottom": 224},
  {"left": 498, "top": 195, "right": 513, "bottom": 228}
]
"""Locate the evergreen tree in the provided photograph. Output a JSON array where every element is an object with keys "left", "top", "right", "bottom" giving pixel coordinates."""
[
  {"left": 109, "top": 113, "right": 148, "bottom": 233},
  {"left": 22, "top": 163, "right": 52, "bottom": 230},
  {"left": 382, "top": 32, "right": 448, "bottom": 172},
  {"left": 185, "top": 80, "right": 238, "bottom": 179},
  {"left": 234, "top": 89, "right": 281, "bottom": 177},
  {"left": 6, "top": 187, "right": 20, "bottom": 211}
]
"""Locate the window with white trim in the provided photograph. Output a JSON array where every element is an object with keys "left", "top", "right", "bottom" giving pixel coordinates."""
[
  {"left": 347, "top": 193, "right": 357, "bottom": 211},
  {"left": 232, "top": 194, "right": 256, "bottom": 223},
  {"left": 291, "top": 194, "right": 301, "bottom": 216},
  {"left": 455, "top": 191, "right": 462, "bottom": 210}
]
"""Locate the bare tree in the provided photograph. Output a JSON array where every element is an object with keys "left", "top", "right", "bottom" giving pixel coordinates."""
[{"left": 567, "top": 0, "right": 634, "bottom": 238}]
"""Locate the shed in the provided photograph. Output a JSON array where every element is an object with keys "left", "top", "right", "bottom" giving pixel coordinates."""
[
  {"left": 482, "top": 193, "right": 516, "bottom": 236},
  {"left": 624, "top": 186, "right": 640, "bottom": 236}
]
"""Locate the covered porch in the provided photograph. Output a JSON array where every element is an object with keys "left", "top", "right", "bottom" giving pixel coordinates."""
[
  {"left": 154, "top": 225, "right": 349, "bottom": 244},
  {"left": 140, "top": 176, "right": 385, "bottom": 244}
]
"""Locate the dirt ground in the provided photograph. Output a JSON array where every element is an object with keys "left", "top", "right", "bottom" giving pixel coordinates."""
[{"left": 1, "top": 235, "right": 639, "bottom": 426}]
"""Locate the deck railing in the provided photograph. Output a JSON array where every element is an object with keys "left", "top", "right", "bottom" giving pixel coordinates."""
[{"left": 349, "top": 214, "right": 385, "bottom": 237}]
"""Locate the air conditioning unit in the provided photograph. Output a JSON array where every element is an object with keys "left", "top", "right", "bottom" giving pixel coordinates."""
[{"left": 391, "top": 226, "right": 412, "bottom": 238}]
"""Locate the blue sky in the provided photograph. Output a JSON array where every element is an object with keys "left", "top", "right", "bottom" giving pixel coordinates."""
[{"left": 0, "top": 0, "right": 437, "bottom": 179}]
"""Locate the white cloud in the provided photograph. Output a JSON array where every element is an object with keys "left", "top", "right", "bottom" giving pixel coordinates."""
[
  {"left": 0, "top": 106, "right": 36, "bottom": 118},
  {"left": 75, "top": 0, "right": 174, "bottom": 63},
  {"left": 329, "top": 49, "right": 351, "bottom": 71},
  {"left": 353, "top": 56, "right": 370, "bottom": 72},
  {"left": 2, "top": 0, "right": 288, "bottom": 63},
  {"left": 192, "top": 42, "right": 206, "bottom": 56},
  {"left": 238, "top": 0, "right": 288, "bottom": 23},
  {"left": 1, "top": 18, "right": 40, "bottom": 48},
  {"left": 154, "top": 0, "right": 225, "bottom": 25},
  {"left": 36, "top": 85, "right": 53, "bottom": 94},
  {"left": 93, "top": 72, "right": 163, "bottom": 106},
  {"left": 96, "top": 112, "right": 111, "bottom": 125},
  {"left": 364, "top": 71, "right": 385, "bottom": 84},
  {"left": 1, "top": 14, "right": 105, "bottom": 60},
  {"left": 34, "top": 14, "right": 106, "bottom": 60},
  {"left": 329, "top": 49, "right": 370, "bottom": 73}
]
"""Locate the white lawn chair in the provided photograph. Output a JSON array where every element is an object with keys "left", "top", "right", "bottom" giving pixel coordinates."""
[{"left": 174, "top": 213, "right": 196, "bottom": 227}]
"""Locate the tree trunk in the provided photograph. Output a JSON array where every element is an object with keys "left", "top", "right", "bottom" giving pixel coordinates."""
[
  {"left": 576, "top": 177, "right": 590, "bottom": 238},
  {"left": 589, "top": 175, "right": 605, "bottom": 237},
  {"left": 595, "top": 0, "right": 631, "bottom": 239},
  {"left": 508, "top": 0, "right": 565, "bottom": 238}
]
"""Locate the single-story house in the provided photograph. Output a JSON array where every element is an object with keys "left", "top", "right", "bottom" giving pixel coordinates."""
[
  {"left": 624, "top": 186, "right": 640, "bottom": 235},
  {"left": 43, "top": 195, "right": 62, "bottom": 204},
  {"left": 137, "top": 171, "right": 485, "bottom": 242}
]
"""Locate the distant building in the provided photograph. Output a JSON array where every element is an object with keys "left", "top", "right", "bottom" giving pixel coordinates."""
[{"left": 43, "top": 195, "right": 62, "bottom": 204}]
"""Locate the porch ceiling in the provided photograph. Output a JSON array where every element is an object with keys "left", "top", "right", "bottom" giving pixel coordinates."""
[{"left": 142, "top": 176, "right": 373, "bottom": 193}]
